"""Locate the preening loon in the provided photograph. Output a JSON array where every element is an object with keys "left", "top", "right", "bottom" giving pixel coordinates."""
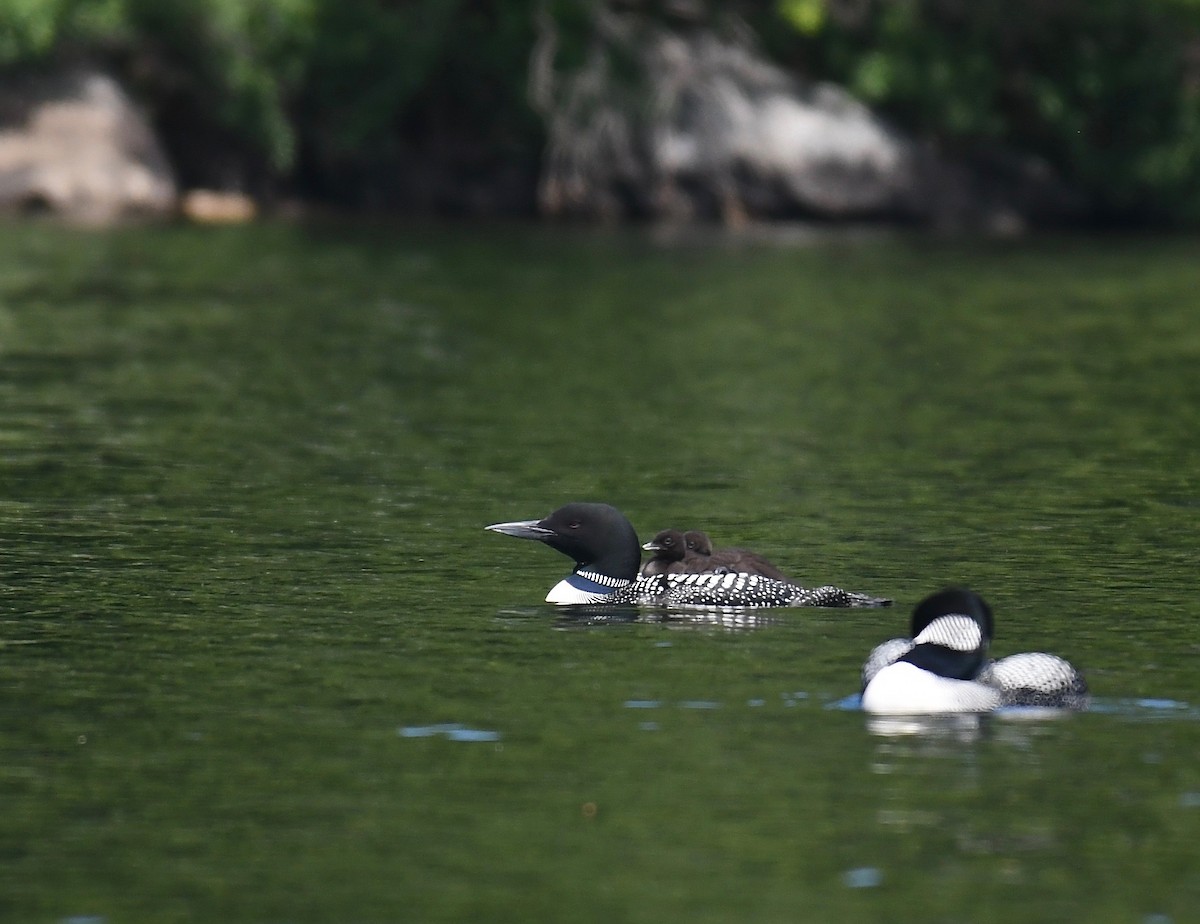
[
  {"left": 860, "top": 588, "right": 1088, "bottom": 714},
  {"left": 486, "top": 502, "right": 891, "bottom": 609}
]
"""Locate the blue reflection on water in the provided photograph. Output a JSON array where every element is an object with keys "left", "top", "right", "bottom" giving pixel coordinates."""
[
  {"left": 399, "top": 724, "right": 501, "bottom": 742},
  {"left": 1086, "top": 698, "right": 1200, "bottom": 721},
  {"left": 842, "top": 867, "right": 884, "bottom": 889},
  {"left": 621, "top": 699, "right": 722, "bottom": 710}
]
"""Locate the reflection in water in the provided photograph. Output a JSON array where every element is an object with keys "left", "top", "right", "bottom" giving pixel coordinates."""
[
  {"left": 853, "top": 697, "right": 1198, "bottom": 744},
  {"left": 866, "top": 713, "right": 986, "bottom": 741},
  {"left": 545, "top": 604, "right": 779, "bottom": 630},
  {"left": 866, "top": 707, "right": 1082, "bottom": 742}
]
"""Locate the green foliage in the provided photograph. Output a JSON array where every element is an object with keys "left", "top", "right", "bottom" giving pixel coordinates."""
[
  {"left": 120, "top": 0, "right": 316, "bottom": 170},
  {"left": 0, "top": 0, "right": 315, "bottom": 170},
  {"left": 0, "top": 0, "right": 540, "bottom": 195},
  {"left": 0, "top": 0, "right": 68, "bottom": 63},
  {"left": 295, "top": 0, "right": 540, "bottom": 191},
  {"left": 769, "top": 0, "right": 1200, "bottom": 222},
  {"left": 777, "top": 0, "right": 825, "bottom": 35},
  {"left": 5, "top": 0, "right": 1200, "bottom": 221}
]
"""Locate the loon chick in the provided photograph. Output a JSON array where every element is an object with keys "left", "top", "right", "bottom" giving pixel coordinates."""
[
  {"left": 640, "top": 529, "right": 689, "bottom": 576},
  {"left": 860, "top": 588, "right": 1087, "bottom": 714},
  {"left": 486, "top": 502, "right": 892, "bottom": 609},
  {"left": 681, "top": 530, "right": 794, "bottom": 582}
]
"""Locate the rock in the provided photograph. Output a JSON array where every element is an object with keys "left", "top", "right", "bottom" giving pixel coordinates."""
[
  {"left": 181, "top": 189, "right": 257, "bottom": 223},
  {"left": 530, "top": 11, "right": 1082, "bottom": 229},
  {"left": 647, "top": 32, "right": 918, "bottom": 220},
  {"left": 0, "top": 70, "right": 176, "bottom": 223}
]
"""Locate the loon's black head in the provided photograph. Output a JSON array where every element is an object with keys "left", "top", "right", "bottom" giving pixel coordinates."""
[
  {"left": 683, "top": 530, "right": 713, "bottom": 556},
  {"left": 901, "top": 588, "right": 994, "bottom": 680},
  {"left": 485, "top": 502, "right": 642, "bottom": 581}
]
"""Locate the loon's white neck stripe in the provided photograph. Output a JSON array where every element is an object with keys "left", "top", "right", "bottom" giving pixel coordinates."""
[
  {"left": 544, "top": 570, "right": 630, "bottom": 605},
  {"left": 574, "top": 569, "right": 628, "bottom": 590},
  {"left": 913, "top": 614, "right": 983, "bottom": 652}
]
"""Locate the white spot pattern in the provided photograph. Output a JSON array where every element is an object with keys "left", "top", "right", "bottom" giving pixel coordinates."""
[
  {"left": 913, "top": 614, "right": 983, "bottom": 652},
  {"left": 619, "top": 573, "right": 889, "bottom": 608}
]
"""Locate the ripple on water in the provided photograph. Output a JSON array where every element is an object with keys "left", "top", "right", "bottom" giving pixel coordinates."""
[
  {"left": 399, "top": 723, "right": 501, "bottom": 742},
  {"left": 1087, "top": 698, "right": 1200, "bottom": 721},
  {"left": 622, "top": 699, "right": 727, "bottom": 711},
  {"left": 842, "top": 867, "right": 883, "bottom": 889}
]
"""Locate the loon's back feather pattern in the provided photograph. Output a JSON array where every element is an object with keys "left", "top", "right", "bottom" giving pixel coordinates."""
[
  {"left": 593, "top": 571, "right": 889, "bottom": 609},
  {"left": 564, "top": 568, "right": 892, "bottom": 612},
  {"left": 979, "top": 652, "right": 1090, "bottom": 709}
]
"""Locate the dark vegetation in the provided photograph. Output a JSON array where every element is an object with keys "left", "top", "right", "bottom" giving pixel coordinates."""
[{"left": 4, "top": 0, "right": 1200, "bottom": 224}]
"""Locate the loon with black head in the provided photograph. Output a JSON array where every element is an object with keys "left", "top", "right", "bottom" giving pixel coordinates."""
[
  {"left": 487, "top": 502, "right": 892, "bottom": 608},
  {"left": 680, "top": 530, "right": 794, "bottom": 582},
  {"left": 860, "top": 588, "right": 1087, "bottom": 714}
]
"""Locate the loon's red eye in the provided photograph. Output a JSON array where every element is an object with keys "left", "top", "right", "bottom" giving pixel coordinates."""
[{"left": 568, "top": 520, "right": 580, "bottom": 529}]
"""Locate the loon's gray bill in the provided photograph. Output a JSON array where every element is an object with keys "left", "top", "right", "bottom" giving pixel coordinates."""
[{"left": 485, "top": 518, "right": 555, "bottom": 541}]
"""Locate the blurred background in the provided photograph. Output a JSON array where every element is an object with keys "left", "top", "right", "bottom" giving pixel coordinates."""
[{"left": 5, "top": 0, "right": 1200, "bottom": 230}]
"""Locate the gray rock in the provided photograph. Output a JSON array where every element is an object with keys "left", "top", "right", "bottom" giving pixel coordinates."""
[
  {"left": 531, "top": 13, "right": 1082, "bottom": 229},
  {"left": 0, "top": 70, "right": 176, "bottom": 223}
]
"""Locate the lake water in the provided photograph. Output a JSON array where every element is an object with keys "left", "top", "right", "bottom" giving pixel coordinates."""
[{"left": 1, "top": 221, "right": 1198, "bottom": 922}]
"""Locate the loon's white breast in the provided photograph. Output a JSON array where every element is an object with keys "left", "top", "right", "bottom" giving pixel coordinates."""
[{"left": 861, "top": 661, "right": 1002, "bottom": 714}]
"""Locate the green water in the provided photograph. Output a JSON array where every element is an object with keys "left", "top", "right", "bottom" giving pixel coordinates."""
[{"left": 1, "top": 222, "right": 1198, "bottom": 923}]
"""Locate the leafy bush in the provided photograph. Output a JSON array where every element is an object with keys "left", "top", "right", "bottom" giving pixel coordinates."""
[
  {"left": 5, "top": 0, "right": 1200, "bottom": 222},
  {"left": 0, "top": 0, "right": 541, "bottom": 203},
  {"left": 767, "top": 0, "right": 1200, "bottom": 223}
]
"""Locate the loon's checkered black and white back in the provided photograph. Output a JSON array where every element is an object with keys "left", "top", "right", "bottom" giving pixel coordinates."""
[
  {"left": 613, "top": 571, "right": 889, "bottom": 609},
  {"left": 979, "top": 652, "right": 1090, "bottom": 709}
]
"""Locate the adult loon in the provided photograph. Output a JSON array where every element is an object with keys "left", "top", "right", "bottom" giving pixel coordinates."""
[
  {"left": 860, "top": 588, "right": 1088, "bottom": 714},
  {"left": 486, "top": 502, "right": 892, "bottom": 608}
]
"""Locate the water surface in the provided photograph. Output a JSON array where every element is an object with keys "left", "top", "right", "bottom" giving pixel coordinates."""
[{"left": 1, "top": 222, "right": 1198, "bottom": 922}]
